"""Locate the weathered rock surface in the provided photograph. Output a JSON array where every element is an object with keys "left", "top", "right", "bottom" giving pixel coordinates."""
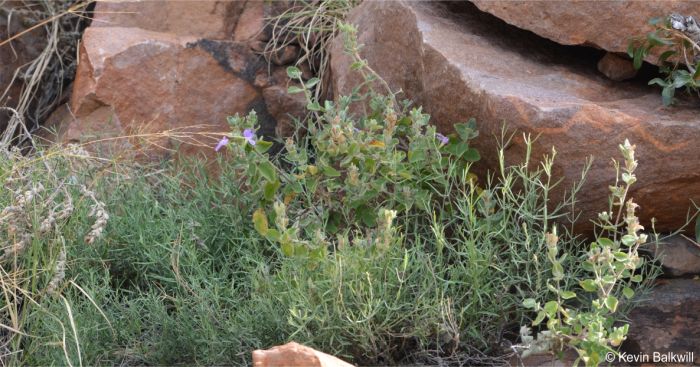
[
  {"left": 0, "top": 2, "right": 46, "bottom": 131},
  {"left": 331, "top": 1, "right": 700, "bottom": 233},
  {"left": 252, "top": 342, "right": 354, "bottom": 367},
  {"left": 652, "top": 235, "right": 700, "bottom": 277},
  {"left": 91, "top": 1, "right": 240, "bottom": 39},
  {"left": 469, "top": 1, "right": 700, "bottom": 65},
  {"left": 624, "top": 279, "right": 700, "bottom": 364},
  {"left": 63, "top": 0, "right": 304, "bottom": 158},
  {"left": 597, "top": 52, "right": 638, "bottom": 81}
]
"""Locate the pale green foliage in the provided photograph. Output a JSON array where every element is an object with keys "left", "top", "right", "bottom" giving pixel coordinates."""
[
  {"left": 629, "top": 15, "right": 700, "bottom": 106},
  {"left": 522, "top": 140, "right": 659, "bottom": 367},
  {"left": 0, "top": 15, "right": 662, "bottom": 367},
  {"left": 226, "top": 21, "right": 480, "bottom": 262},
  {"left": 0, "top": 144, "right": 109, "bottom": 366}
]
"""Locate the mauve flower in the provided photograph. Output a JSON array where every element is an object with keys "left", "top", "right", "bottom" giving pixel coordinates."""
[
  {"left": 215, "top": 136, "right": 229, "bottom": 152},
  {"left": 243, "top": 129, "right": 256, "bottom": 146},
  {"left": 436, "top": 133, "right": 449, "bottom": 145}
]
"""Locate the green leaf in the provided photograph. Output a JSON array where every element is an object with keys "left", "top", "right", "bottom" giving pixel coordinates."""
[
  {"left": 627, "top": 42, "right": 635, "bottom": 58},
  {"left": 633, "top": 47, "right": 645, "bottom": 70},
  {"left": 579, "top": 279, "right": 597, "bottom": 292},
  {"left": 259, "top": 161, "right": 277, "bottom": 183},
  {"left": 444, "top": 141, "right": 469, "bottom": 157},
  {"left": 465, "top": 117, "right": 477, "bottom": 131},
  {"left": 552, "top": 261, "right": 564, "bottom": 281},
  {"left": 356, "top": 205, "right": 377, "bottom": 227},
  {"left": 287, "top": 85, "right": 305, "bottom": 94},
  {"left": 305, "top": 77, "right": 320, "bottom": 88},
  {"left": 288, "top": 180, "right": 303, "bottom": 194},
  {"left": 265, "top": 229, "right": 280, "bottom": 242},
  {"left": 286, "top": 66, "right": 302, "bottom": 79},
  {"left": 621, "top": 234, "right": 637, "bottom": 246},
  {"left": 455, "top": 122, "right": 475, "bottom": 141},
  {"left": 661, "top": 85, "right": 675, "bottom": 106},
  {"left": 605, "top": 295, "right": 619, "bottom": 312},
  {"left": 613, "top": 251, "right": 629, "bottom": 261},
  {"left": 255, "top": 140, "right": 273, "bottom": 154},
  {"left": 322, "top": 165, "right": 341, "bottom": 177},
  {"left": 672, "top": 71, "right": 692, "bottom": 88},
  {"left": 648, "top": 77, "right": 668, "bottom": 87},
  {"left": 695, "top": 216, "right": 700, "bottom": 243},
  {"left": 544, "top": 301, "right": 559, "bottom": 317},
  {"left": 597, "top": 238, "right": 615, "bottom": 248},
  {"left": 522, "top": 298, "right": 538, "bottom": 309},
  {"left": 462, "top": 148, "right": 481, "bottom": 162},
  {"left": 623, "top": 287, "right": 635, "bottom": 299},
  {"left": 646, "top": 31, "right": 674, "bottom": 47},
  {"left": 326, "top": 211, "right": 342, "bottom": 234},
  {"left": 560, "top": 291, "right": 577, "bottom": 300},
  {"left": 532, "top": 310, "right": 546, "bottom": 326},
  {"left": 281, "top": 241, "right": 294, "bottom": 256},
  {"left": 408, "top": 148, "right": 426, "bottom": 163},
  {"left": 253, "top": 208, "right": 269, "bottom": 236},
  {"left": 263, "top": 180, "right": 280, "bottom": 201},
  {"left": 631, "top": 274, "right": 643, "bottom": 282},
  {"left": 658, "top": 50, "right": 677, "bottom": 64},
  {"left": 306, "top": 101, "right": 322, "bottom": 111},
  {"left": 350, "top": 60, "right": 364, "bottom": 70}
]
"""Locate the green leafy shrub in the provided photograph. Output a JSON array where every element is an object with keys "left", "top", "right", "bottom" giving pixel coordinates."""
[
  {"left": 629, "top": 14, "right": 700, "bottom": 106},
  {"left": 4, "top": 19, "right": 660, "bottom": 367},
  {"left": 214, "top": 22, "right": 659, "bottom": 365},
  {"left": 522, "top": 140, "right": 660, "bottom": 366},
  {"left": 222, "top": 23, "right": 480, "bottom": 262},
  {"left": 245, "top": 133, "right": 600, "bottom": 365}
]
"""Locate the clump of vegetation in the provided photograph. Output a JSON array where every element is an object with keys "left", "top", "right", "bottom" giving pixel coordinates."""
[
  {"left": 522, "top": 140, "right": 659, "bottom": 367},
  {"left": 263, "top": 0, "right": 360, "bottom": 101},
  {"left": 0, "top": 141, "right": 110, "bottom": 366},
  {"left": 221, "top": 22, "right": 659, "bottom": 365},
  {"left": 0, "top": 13, "right": 661, "bottom": 367},
  {"left": 629, "top": 13, "right": 700, "bottom": 106}
]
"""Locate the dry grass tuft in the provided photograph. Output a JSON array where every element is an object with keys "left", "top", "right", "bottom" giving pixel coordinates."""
[
  {"left": 262, "top": 0, "right": 360, "bottom": 101},
  {"left": 1, "top": 0, "right": 92, "bottom": 146}
]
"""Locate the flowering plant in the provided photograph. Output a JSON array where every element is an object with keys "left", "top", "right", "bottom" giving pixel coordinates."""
[
  {"left": 521, "top": 140, "right": 652, "bottom": 367},
  {"left": 218, "top": 23, "right": 480, "bottom": 260}
]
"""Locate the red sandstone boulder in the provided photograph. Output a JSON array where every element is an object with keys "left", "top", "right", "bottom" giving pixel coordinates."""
[
  {"left": 624, "top": 279, "right": 700, "bottom": 364},
  {"left": 330, "top": 1, "right": 700, "bottom": 233},
  {"left": 652, "top": 235, "right": 700, "bottom": 277},
  {"left": 91, "top": 0, "right": 241, "bottom": 39},
  {"left": 252, "top": 342, "right": 354, "bottom": 367},
  {"left": 62, "top": 0, "right": 304, "bottom": 158},
  {"left": 469, "top": 1, "right": 700, "bottom": 65},
  {"left": 597, "top": 52, "right": 638, "bottom": 81}
]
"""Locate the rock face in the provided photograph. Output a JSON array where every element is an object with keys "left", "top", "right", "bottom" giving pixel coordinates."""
[
  {"left": 469, "top": 1, "right": 700, "bottom": 65},
  {"left": 597, "top": 52, "right": 638, "bottom": 82},
  {"left": 252, "top": 342, "right": 354, "bottom": 367},
  {"left": 652, "top": 235, "right": 700, "bottom": 277},
  {"left": 63, "top": 0, "right": 304, "bottom": 158},
  {"left": 0, "top": 2, "right": 46, "bottom": 131},
  {"left": 624, "top": 279, "right": 700, "bottom": 364},
  {"left": 330, "top": 1, "right": 700, "bottom": 233}
]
